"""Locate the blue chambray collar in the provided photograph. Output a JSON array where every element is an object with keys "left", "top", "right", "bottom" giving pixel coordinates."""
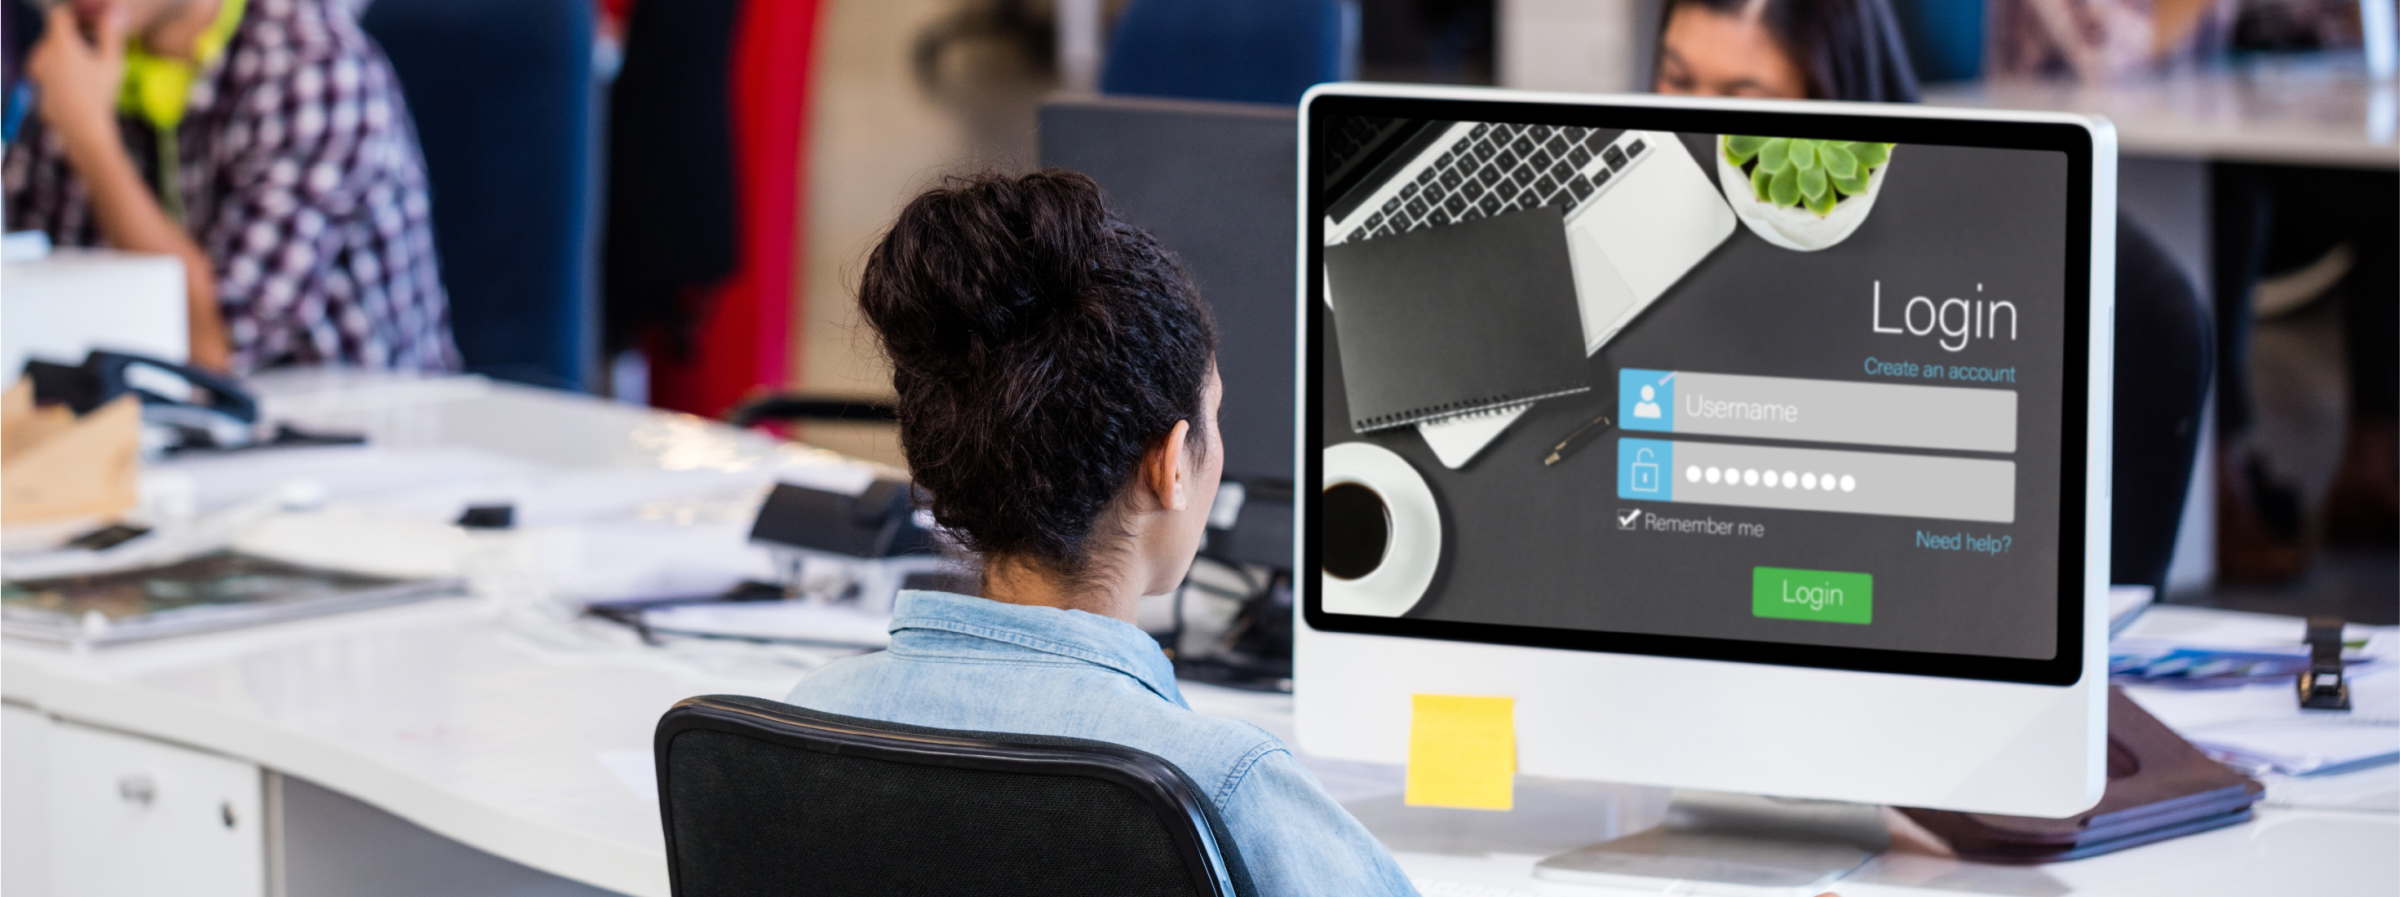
[{"left": 886, "top": 590, "right": 1188, "bottom": 708}]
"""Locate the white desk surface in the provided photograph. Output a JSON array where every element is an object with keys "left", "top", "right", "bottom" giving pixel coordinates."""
[
  {"left": 5, "top": 373, "right": 2395, "bottom": 897},
  {"left": 1923, "top": 69, "right": 2397, "bottom": 169}
]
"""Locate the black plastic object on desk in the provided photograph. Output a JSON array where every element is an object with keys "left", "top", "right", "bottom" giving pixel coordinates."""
[
  {"left": 23, "top": 350, "right": 254, "bottom": 421},
  {"left": 748, "top": 479, "right": 935, "bottom": 559},
  {"left": 22, "top": 350, "right": 365, "bottom": 452},
  {"left": 2300, "top": 616, "right": 2352, "bottom": 711},
  {"left": 456, "top": 504, "right": 516, "bottom": 530}
]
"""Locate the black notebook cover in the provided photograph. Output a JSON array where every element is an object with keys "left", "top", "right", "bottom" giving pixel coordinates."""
[{"left": 1324, "top": 204, "right": 1591, "bottom": 433}]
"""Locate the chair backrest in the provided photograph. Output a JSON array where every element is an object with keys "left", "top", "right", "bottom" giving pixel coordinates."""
[
  {"left": 2110, "top": 216, "right": 2214, "bottom": 591},
  {"left": 1099, "top": 0, "right": 1348, "bottom": 106},
  {"left": 654, "top": 695, "right": 1254, "bottom": 897},
  {"left": 359, "top": 0, "right": 595, "bottom": 391},
  {"left": 1890, "top": 0, "right": 1985, "bottom": 83}
]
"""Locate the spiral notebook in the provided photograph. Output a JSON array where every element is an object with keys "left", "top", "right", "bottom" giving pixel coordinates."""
[{"left": 1325, "top": 204, "right": 1591, "bottom": 434}]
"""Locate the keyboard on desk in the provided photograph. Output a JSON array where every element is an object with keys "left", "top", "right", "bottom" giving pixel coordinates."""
[
  {"left": 1413, "top": 878, "right": 1543, "bottom": 897},
  {"left": 1345, "top": 123, "right": 1651, "bottom": 243},
  {"left": 1330, "top": 115, "right": 1401, "bottom": 167}
]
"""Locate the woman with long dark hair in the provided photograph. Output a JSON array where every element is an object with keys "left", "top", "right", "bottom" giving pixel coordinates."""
[{"left": 1653, "top": 0, "right": 1919, "bottom": 102}]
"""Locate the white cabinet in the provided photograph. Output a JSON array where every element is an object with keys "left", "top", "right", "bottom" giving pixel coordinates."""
[
  {"left": 0, "top": 705, "right": 45, "bottom": 897},
  {"left": 41, "top": 719, "right": 263, "bottom": 897},
  {"left": 0, "top": 248, "right": 188, "bottom": 378}
]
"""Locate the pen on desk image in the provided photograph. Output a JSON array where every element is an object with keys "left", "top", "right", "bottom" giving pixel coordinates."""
[{"left": 1543, "top": 412, "right": 1613, "bottom": 466}]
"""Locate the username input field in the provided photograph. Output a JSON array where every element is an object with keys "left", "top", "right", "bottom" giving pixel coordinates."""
[
  {"left": 1618, "top": 368, "right": 2015, "bottom": 453},
  {"left": 1616, "top": 438, "right": 2015, "bottom": 523}
]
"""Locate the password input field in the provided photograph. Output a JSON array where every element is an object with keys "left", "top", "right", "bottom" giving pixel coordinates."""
[
  {"left": 1616, "top": 438, "right": 2015, "bottom": 523},
  {"left": 1618, "top": 369, "right": 2016, "bottom": 454}
]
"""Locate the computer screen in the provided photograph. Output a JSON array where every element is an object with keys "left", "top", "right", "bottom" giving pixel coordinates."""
[
  {"left": 1040, "top": 98, "right": 1304, "bottom": 571},
  {"left": 1305, "top": 98, "right": 2097, "bottom": 685},
  {"left": 1040, "top": 98, "right": 1299, "bottom": 497}
]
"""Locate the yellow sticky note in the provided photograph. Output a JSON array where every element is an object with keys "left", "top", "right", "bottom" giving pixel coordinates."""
[{"left": 1405, "top": 694, "right": 1515, "bottom": 810}]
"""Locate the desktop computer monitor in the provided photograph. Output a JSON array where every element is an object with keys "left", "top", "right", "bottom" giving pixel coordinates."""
[
  {"left": 1294, "top": 85, "right": 2116, "bottom": 824},
  {"left": 1042, "top": 96, "right": 1303, "bottom": 571}
]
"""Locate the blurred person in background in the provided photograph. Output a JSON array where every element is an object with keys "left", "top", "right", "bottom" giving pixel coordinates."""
[
  {"left": 2208, "top": 163, "right": 2397, "bottom": 581},
  {"left": 5, "top": 0, "right": 458, "bottom": 374},
  {"left": 1985, "top": 0, "right": 2397, "bottom": 582},
  {"left": 1648, "top": 0, "right": 2218, "bottom": 596},
  {"left": 1653, "top": 0, "right": 1919, "bottom": 101}
]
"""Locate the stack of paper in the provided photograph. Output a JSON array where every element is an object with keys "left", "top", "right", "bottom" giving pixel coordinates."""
[
  {"left": 2116, "top": 606, "right": 2398, "bottom": 779},
  {"left": 638, "top": 599, "right": 892, "bottom": 649},
  {"left": 2187, "top": 718, "right": 2399, "bottom": 777}
]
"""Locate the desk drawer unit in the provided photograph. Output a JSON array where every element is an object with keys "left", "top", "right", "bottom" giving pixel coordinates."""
[
  {"left": 0, "top": 705, "right": 44, "bottom": 897},
  {"left": 40, "top": 718, "right": 264, "bottom": 897}
]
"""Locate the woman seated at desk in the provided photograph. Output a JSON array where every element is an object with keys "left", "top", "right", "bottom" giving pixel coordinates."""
[{"left": 782, "top": 170, "right": 1414, "bottom": 896}]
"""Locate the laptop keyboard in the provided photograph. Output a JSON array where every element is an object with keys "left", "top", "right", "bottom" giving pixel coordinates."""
[
  {"left": 1346, "top": 123, "right": 1648, "bottom": 243},
  {"left": 1329, "top": 116, "right": 1400, "bottom": 172}
]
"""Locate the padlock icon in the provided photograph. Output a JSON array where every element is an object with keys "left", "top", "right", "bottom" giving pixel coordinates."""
[{"left": 1631, "top": 448, "right": 1661, "bottom": 493}]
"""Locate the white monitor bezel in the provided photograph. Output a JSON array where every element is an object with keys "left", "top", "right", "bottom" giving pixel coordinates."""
[{"left": 1291, "top": 84, "right": 2114, "bottom": 817}]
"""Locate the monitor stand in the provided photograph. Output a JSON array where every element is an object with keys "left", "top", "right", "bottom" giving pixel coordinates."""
[{"left": 1534, "top": 790, "right": 1888, "bottom": 897}]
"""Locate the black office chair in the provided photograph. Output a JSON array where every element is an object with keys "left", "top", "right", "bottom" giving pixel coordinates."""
[
  {"left": 654, "top": 695, "right": 1256, "bottom": 897},
  {"left": 361, "top": 0, "right": 597, "bottom": 391},
  {"left": 1099, "top": 0, "right": 1348, "bottom": 106},
  {"left": 2111, "top": 217, "right": 2215, "bottom": 592}
]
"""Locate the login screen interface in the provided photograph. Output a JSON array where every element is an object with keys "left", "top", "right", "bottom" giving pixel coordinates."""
[{"left": 1317, "top": 121, "right": 2073, "bottom": 660}]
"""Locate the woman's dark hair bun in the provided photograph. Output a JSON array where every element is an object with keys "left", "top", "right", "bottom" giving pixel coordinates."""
[
  {"left": 860, "top": 170, "right": 1218, "bottom": 577},
  {"left": 868, "top": 170, "right": 1114, "bottom": 356}
]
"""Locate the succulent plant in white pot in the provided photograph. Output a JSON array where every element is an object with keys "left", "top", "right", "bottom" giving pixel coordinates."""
[{"left": 1715, "top": 135, "right": 1895, "bottom": 252}]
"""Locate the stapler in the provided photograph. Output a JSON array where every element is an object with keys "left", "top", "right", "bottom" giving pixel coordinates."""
[{"left": 2298, "top": 615, "right": 2351, "bottom": 711}]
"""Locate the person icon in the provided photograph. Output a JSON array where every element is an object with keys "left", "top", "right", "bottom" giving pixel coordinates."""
[{"left": 1633, "top": 384, "right": 1663, "bottom": 419}]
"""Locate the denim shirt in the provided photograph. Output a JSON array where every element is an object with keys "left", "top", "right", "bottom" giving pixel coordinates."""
[{"left": 785, "top": 591, "right": 1417, "bottom": 897}]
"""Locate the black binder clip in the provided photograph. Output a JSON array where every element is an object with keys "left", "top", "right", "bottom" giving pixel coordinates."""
[{"left": 2298, "top": 615, "right": 2351, "bottom": 712}]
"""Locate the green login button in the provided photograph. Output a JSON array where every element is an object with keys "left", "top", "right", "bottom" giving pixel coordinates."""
[{"left": 1752, "top": 567, "right": 1873, "bottom": 625}]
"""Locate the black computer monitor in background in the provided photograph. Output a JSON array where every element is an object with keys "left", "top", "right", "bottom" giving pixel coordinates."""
[{"left": 1039, "top": 96, "right": 1299, "bottom": 570}]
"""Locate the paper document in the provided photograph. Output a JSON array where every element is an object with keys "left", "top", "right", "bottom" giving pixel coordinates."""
[
  {"left": 2113, "top": 605, "right": 2392, "bottom": 658},
  {"left": 1417, "top": 406, "right": 1526, "bottom": 469},
  {"left": 639, "top": 600, "right": 892, "bottom": 648},
  {"left": 2116, "top": 606, "right": 2399, "bottom": 779},
  {"left": 2185, "top": 718, "right": 2400, "bottom": 777},
  {"left": 2108, "top": 584, "right": 2153, "bottom": 633}
]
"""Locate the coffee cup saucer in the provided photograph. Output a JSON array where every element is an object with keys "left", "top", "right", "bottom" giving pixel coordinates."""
[{"left": 1321, "top": 442, "right": 1441, "bottom": 617}]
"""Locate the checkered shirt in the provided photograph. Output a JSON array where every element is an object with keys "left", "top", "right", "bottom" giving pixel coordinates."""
[{"left": 4, "top": 0, "right": 460, "bottom": 374}]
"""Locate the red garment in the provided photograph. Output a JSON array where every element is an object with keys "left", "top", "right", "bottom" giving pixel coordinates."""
[
  {"left": 646, "top": 0, "right": 819, "bottom": 418},
  {"left": 595, "top": 0, "right": 632, "bottom": 30}
]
